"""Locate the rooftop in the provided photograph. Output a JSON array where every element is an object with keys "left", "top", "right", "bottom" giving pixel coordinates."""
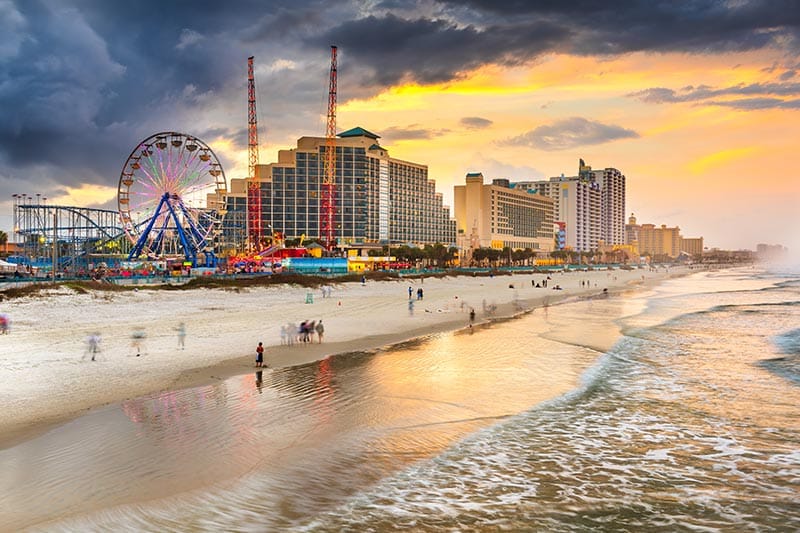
[{"left": 338, "top": 127, "right": 380, "bottom": 139}]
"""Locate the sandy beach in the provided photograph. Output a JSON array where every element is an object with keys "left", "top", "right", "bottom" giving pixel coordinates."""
[{"left": 0, "top": 266, "right": 685, "bottom": 447}]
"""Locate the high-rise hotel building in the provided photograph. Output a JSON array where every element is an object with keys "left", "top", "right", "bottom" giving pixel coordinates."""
[
  {"left": 586, "top": 164, "right": 626, "bottom": 245},
  {"left": 514, "top": 160, "right": 626, "bottom": 252},
  {"left": 513, "top": 176, "right": 601, "bottom": 252},
  {"left": 222, "top": 127, "right": 455, "bottom": 250},
  {"left": 454, "top": 173, "right": 555, "bottom": 253}
]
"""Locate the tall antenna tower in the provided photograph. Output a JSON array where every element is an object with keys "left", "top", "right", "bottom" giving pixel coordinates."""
[
  {"left": 247, "top": 55, "right": 262, "bottom": 250},
  {"left": 320, "top": 45, "right": 338, "bottom": 250}
]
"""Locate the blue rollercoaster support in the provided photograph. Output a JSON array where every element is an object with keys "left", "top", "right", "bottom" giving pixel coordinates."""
[{"left": 14, "top": 204, "right": 128, "bottom": 263}]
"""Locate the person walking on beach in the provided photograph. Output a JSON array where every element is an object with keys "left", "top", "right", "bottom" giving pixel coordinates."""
[
  {"left": 83, "top": 332, "right": 101, "bottom": 361},
  {"left": 469, "top": 308, "right": 476, "bottom": 327},
  {"left": 408, "top": 286, "right": 413, "bottom": 299},
  {"left": 131, "top": 328, "right": 147, "bottom": 356},
  {"left": 417, "top": 287, "right": 423, "bottom": 300},
  {"left": 255, "top": 342, "right": 264, "bottom": 367},
  {"left": 287, "top": 322, "right": 296, "bottom": 346},
  {"left": 175, "top": 322, "right": 186, "bottom": 350},
  {"left": 408, "top": 299, "right": 414, "bottom": 316},
  {"left": 0, "top": 313, "right": 8, "bottom": 335},
  {"left": 315, "top": 320, "right": 324, "bottom": 343}
]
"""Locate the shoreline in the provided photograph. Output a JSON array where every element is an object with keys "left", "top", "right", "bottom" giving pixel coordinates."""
[{"left": 0, "top": 267, "right": 690, "bottom": 449}]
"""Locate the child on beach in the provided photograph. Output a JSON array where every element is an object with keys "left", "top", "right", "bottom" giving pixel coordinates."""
[{"left": 255, "top": 342, "right": 264, "bottom": 367}]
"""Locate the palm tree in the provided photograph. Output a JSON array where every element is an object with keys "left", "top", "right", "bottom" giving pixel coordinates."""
[{"left": 0, "top": 230, "right": 7, "bottom": 255}]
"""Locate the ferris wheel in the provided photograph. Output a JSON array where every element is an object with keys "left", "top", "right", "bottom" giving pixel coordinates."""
[{"left": 118, "top": 132, "right": 227, "bottom": 266}]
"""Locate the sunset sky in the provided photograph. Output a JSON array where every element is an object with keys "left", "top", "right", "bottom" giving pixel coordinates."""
[{"left": 1, "top": 0, "right": 799, "bottom": 251}]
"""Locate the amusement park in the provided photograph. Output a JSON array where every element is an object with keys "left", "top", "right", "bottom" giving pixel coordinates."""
[
  {"left": 6, "top": 131, "right": 233, "bottom": 279},
  {"left": 2, "top": 49, "right": 421, "bottom": 281}
]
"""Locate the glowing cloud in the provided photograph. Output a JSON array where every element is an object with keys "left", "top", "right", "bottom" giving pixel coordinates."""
[{"left": 687, "top": 147, "right": 760, "bottom": 175}]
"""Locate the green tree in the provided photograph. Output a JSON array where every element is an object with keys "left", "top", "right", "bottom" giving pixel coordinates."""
[
  {"left": 0, "top": 230, "right": 7, "bottom": 254},
  {"left": 423, "top": 243, "right": 454, "bottom": 267},
  {"left": 471, "top": 247, "right": 487, "bottom": 264}
]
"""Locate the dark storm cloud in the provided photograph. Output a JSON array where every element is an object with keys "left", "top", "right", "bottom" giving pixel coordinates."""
[
  {"left": 315, "top": 14, "right": 565, "bottom": 86},
  {"left": 1, "top": 0, "right": 799, "bottom": 212},
  {"left": 460, "top": 117, "right": 493, "bottom": 129},
  {"left": 502, "top": 117, "right": 639, "bottom": 151},
  {"left": 0, "top": 0, "right": 321, "bottom": 203},
  {"left": 315, "top": 0, "right": 800, "bottom": 86}
]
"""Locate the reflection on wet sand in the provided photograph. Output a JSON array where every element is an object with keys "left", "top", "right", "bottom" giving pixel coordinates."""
[{"left": 0, "top": 295, "right": 633, "bottom": 531}]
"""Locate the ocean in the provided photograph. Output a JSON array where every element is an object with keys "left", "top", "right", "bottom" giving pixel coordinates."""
[{"left": 2, "top": 266, "right": 798, "bottom": 532}]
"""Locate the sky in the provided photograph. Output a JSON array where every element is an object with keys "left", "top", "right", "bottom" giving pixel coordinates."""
[{"left": 1, "top": 0, "right": 799, "bottom": 252}]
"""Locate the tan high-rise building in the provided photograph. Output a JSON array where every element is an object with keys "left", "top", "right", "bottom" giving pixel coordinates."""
[
  {"left": 454, "top": 173, "right": 555, "bottom": 253},
  {"left": 638, "top": 223, "right": 682, "bottom": 258},
  {"left": 680, "top": 237, "right": 704, "bottom": 256}
]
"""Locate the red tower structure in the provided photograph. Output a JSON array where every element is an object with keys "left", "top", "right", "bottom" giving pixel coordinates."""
[
  {"left": 320, "top": 45, "right": 338, "bottom": 250},
  {"left": 246, "top": 56, "right": 262, "bottom": 250}
]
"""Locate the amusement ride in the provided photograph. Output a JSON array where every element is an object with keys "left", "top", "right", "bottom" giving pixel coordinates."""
[{"left": 117, "top": 132, "right": 227, "bottom": 267}]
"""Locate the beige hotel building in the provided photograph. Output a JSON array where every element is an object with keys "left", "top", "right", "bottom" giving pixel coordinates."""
[{"left": 454, "top": 173, "right": 555, "bottom": 253}]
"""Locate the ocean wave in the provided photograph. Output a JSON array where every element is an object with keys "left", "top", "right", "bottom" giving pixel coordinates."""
[{"left": 772, "top": 327, "right": 800, "bottom": 355}]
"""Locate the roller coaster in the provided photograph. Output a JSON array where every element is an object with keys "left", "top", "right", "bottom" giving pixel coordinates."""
[{"left": 11, "top": 194, "right": 129, "bottom": 269}]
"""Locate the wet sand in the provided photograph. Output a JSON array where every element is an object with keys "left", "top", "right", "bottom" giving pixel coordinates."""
[
  {"left": 2, "top": 284, "right": 649, "bottom": 531},
  {"left": 0, "top": 267, "right": 687, "bottom": 449}
]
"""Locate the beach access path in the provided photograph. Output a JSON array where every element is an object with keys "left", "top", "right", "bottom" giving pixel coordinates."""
[{"left": 0, "top": 266, "right": 686, "bottom": 447}]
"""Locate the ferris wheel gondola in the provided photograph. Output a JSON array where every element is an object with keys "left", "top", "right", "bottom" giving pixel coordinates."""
[{"left": 117, "top": 132, "right": 227, "bottom": 266}]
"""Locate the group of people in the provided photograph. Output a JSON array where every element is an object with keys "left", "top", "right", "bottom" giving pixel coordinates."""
[
  {"left": 320, "top": 285, "right": 334, "bottom": 298},
  {"left": 279, "top": 319, "right": 325, "bottom": 346},
  {"left": 531, "top": 276, "right": 552, "bottom": 288},
  {"left": 260, "top": 319, "right": 326, "bottom": 366},
  {"left": 407, "top": 286, "right": 425, "bottom": 299}
]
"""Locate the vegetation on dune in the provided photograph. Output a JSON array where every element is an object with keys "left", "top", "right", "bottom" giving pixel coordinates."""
[{"left": 0, "top": 268, "right": 516, "bottom": 301}]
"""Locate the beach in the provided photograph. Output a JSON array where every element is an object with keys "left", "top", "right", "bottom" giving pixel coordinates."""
[
  {"left": 2, "top": 264, "right": 798, "bottom": 532},
  {"left": 0, "top": 266, "right": 682, "bottom": 447}
]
